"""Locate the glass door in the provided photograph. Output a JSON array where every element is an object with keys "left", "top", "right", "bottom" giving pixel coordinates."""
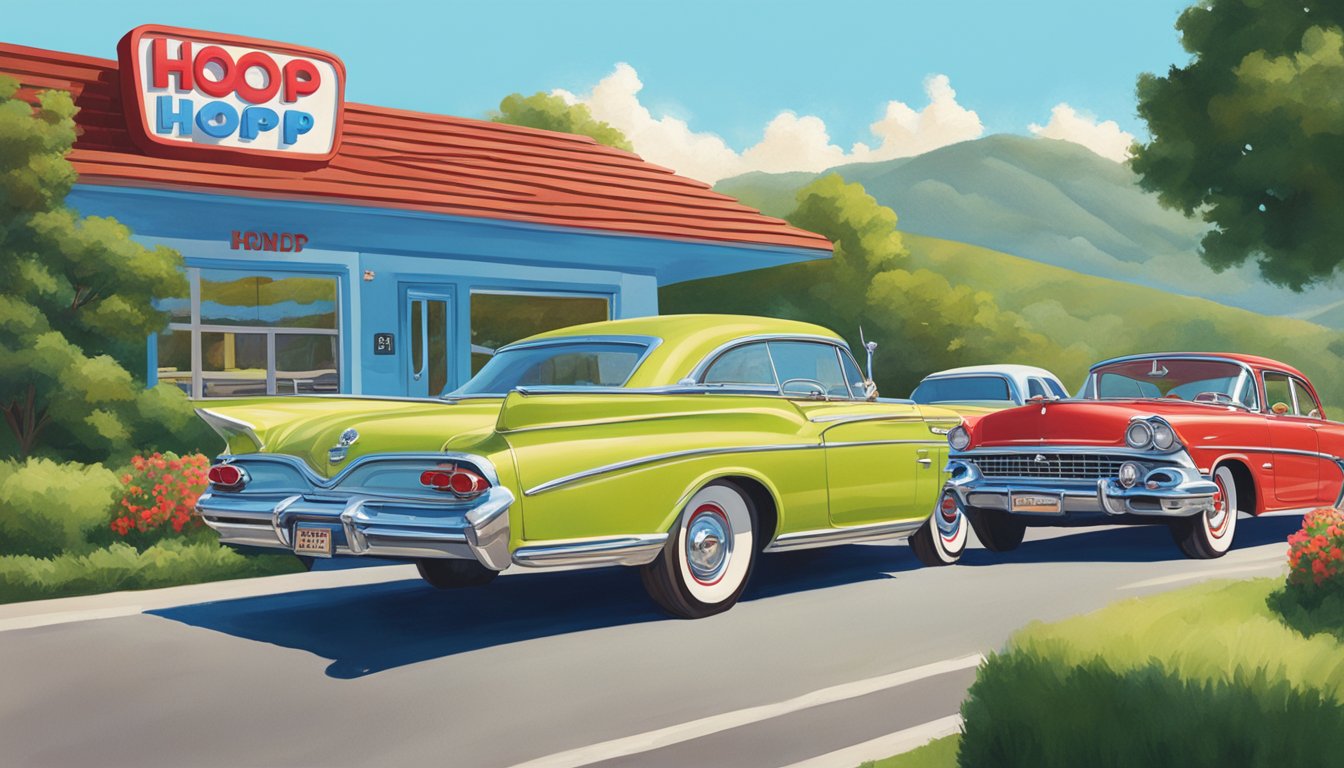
[{"left": 406, "top": 289, "right": 454, "bottom": 397}]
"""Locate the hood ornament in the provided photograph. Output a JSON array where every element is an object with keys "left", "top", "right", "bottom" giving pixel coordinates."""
[{"left": 328, "top": 428, "right": 359, "bottom": 464}]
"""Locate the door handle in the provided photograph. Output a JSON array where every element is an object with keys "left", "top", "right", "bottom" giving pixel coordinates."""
[{"left": 917, "top": 458, "right": 932, "bottom": 467}]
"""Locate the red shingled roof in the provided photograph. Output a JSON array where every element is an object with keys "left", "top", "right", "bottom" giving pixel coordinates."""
[{"left": 0, "top": 42, "right": 832, "bottom": 253}]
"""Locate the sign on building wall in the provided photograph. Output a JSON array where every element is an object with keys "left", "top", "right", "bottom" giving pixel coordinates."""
[{"left": 117, "top": 25, "right": 345, "bottom": 164}]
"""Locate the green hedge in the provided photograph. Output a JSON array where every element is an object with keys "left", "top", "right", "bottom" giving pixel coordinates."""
[
  {"left": 954, "top": 579, "right": 1344, "bottom": 767},
  {"left": 0, "top": 540, "right": 305, "bottom": 603},
  {"left": 0, "top": 458, "right": 121, "bottom": 557},
  {"left": 959, "top": 652, "right": 1344, "bottom": 767}
]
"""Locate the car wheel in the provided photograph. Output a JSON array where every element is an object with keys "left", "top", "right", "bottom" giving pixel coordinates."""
[
  {"left": 416, "top": 558, "right": 499, "bottom": 589},
  {"left": 1171, "top": 465, "right": 1238, "bottom": 559},
  {"left": 966, "top": 506, "right": 1026, "bottom": 552},
  {"left": 910, "top": 494, "right": 968, "bottom": 566},
  {"left": 641, "top": 480, "right": 757, "bottom": 619}
]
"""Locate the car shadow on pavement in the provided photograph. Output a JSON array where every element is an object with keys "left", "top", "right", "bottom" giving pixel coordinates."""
[
  {"left": 957, "top": 513, "right": 1301, "bottom": 566},
  {"left": 149, "top": 544, "right": 912, "bottom": 679}
]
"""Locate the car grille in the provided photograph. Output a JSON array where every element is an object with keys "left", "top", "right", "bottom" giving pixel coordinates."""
[{"left": 968, "top": 453, "right": 1129, "bottom": 481}]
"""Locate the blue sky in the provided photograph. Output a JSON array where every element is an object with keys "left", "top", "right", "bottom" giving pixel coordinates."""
[{"left": 7, "top": 0, "right": 1193, "bottom": 175}]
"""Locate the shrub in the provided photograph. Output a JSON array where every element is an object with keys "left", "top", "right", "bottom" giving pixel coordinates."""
[
  {"left": 0, "top": 458, "right": 120, "bottom": 557},
  {"left": 0, "top": 540, "right": 305, "bottom": 603},
  {"left": 110, "top": 452, "right": 209, "bottom": 544},
  {"left": 959, "top": 651, "right": 1344, "bottom": 768},
  {"left": 1286, "top": 507, "right": 1344, "bottom": 598}
]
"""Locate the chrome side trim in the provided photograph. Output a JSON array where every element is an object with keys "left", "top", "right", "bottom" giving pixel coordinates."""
[
  {"left": 196, "top": 408, "right": 264, "bottom": 452},
  {"left": 512, "top": 534, "right": 669, "bottom": 568},
  {"left": 1202, "top": 445, "right": 1342, "bottom": 461},
  {"left": 825, "top": 439, "right": 947, "bottom": 448},
  {"left": 809, "top": 413, "right": 924, "bottom": 424},
  {"left": 764, "top": 519, "right": 923, "bottom": 552},
  {"left": 523, "top": 443, "right": 819, "bottom": 496}
]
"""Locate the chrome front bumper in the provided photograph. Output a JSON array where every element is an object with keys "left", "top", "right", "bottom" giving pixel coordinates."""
[
  {"left": 944, "top": 457, "right": 1218, "bottom": 518},
  {"left": 197, "top": 486, "right": 514, "bottom": 570}
]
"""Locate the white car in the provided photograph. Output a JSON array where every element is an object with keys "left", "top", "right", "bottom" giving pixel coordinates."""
[{"left": 909, "top": 364, "right": 1069, "bottom": 408}]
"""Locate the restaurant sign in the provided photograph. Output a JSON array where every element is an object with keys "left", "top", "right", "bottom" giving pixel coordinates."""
[{"left": 117, "top": 25, "right": 345, "bottom": 164}]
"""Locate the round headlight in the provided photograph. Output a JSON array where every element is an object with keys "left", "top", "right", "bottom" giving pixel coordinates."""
[
  {"left": 948, "top": 425, "right": 971, "bottom": 451},
  {"left": 1151, "top": 420, "right": 1176, "bottom": 451},
  {"left": 1118, "top": 461, "right": 1142, "bottom": 489},
  {"left": 1125, "top": 420, "right": 1154, "bottom": 449}
]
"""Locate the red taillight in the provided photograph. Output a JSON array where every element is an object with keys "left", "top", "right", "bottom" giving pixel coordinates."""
[
  {"left": 420, "top": 466, "right": 490, "bottom": 499},
  {"left": 208, "top": 464, "right": 246, "bottom": 489}
]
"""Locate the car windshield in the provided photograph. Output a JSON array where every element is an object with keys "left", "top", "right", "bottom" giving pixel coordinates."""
[
  {"left": 449, "top": 340, "right": 647, "bottom": 396},
  {"left": 1082, "top": 358, "right": 1255, "bottom": 408},
  {"left": 911, "top": 375, "right": 1015, "bottom": 404}
]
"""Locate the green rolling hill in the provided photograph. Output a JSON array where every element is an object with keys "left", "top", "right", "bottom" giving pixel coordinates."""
[
  {"left": 716, "top": 135, "right": 1344, "bottom": 326},
  {"left": 662, "top": 230, "right": 1344, "bottom": 410}
]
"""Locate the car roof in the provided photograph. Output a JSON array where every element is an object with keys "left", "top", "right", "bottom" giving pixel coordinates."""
[
  {"left": 920, "top": 364, "right": 1062, "bottom": 381},
  {"left": 1090, "top": 352, "right": 1307, "bottom": 381},
  {"left": 510, "top": 314, "right": 847, "bottom": 387}
]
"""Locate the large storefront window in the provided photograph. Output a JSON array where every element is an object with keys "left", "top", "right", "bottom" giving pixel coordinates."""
[
  {"left": 469, "top": 291, "right": 612, "bottom": 375},
  {"left": 157, "top": 268, "right": 340, "bottom": 398}
]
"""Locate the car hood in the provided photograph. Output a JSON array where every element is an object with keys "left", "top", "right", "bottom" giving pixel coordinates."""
[
  {"left": 970, "top": 399, "right": 1237, "bottom": 449},
  {"left": 196, "top": 397, "right": 505, "bottom": 477}
]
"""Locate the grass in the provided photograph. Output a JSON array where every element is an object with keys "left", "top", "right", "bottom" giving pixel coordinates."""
[
  {"left": 1002, "top": 578, "right": 1344, "bottom": 700},
  {"left": 0, "top": 539, "right": 306, "bottom": 603},
  {"left": 858, "top": 734, "right": 959, "bottom": 768},
  {"left": 861, "top": 578, "right": 1344, "bottom": 767}
]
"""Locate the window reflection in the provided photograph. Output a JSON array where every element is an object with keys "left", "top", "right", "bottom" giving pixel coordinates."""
[
  {"left": 158, "top": 267, "right": 341, "bottom": 398},
  {"left": 470, "top": 292, "right": 609, "bottom": 375}
]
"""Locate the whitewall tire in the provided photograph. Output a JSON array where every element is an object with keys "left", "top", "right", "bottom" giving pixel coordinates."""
[
  {"left": 1172, "top": 465, "right": 1238, "bottom": 559},
  {"left": 641, "top": 481, "right": 757, "bottom": 619},
  {"left": 910, "top": 494, "right": 968, "bottom": 566}
]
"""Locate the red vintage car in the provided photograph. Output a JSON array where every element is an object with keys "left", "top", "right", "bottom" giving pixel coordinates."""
[{"left": 942, "top": 353, "right": 1342, "bottom": 559}]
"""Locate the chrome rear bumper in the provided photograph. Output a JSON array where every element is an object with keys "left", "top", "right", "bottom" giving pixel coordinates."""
[
  {"left": 944, "top": 458, "right": 1218, "bottom": 518},
  {"left": 197, "top": 486, "right": 514, "bottom": 570}
]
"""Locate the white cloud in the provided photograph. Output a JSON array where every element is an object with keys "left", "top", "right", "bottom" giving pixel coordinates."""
[
  {"left": 861, "top": 74, "right": 985, "bottom": 160},
  {"left": 1029, "top": 103, "right": 1135, "bottom": 163},
  {"left": 555, "top": 65, "right": 984, "bottom": 184}
]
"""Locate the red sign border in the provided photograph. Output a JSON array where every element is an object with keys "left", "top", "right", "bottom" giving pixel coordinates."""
[{"left": 116, "top": 24, "right": 347, "bottom": 167}]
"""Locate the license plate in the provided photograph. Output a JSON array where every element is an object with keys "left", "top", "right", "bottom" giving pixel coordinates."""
[
  {"left": 294, "top": 525, "right": 333, "bottom": 557},
  {"left": 1011, "top": 493, "right": 1062, "bottom": 515}
]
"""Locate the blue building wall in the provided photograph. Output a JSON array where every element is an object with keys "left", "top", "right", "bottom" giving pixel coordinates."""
[{"left": 68, "top": 185, "right": 825, "bottom": 397}]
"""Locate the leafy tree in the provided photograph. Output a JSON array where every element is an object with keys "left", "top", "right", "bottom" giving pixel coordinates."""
[
  {"left": 491, "top": 92, "right": 633, "bottom": 151},
  {"left": 1133, "top": 1, "right": 1344, "bottom": 290},
  {"left": 661, "top": 175, "right": 1061, "bottom": 395},
  {"left": 0, "top": 76, "right": 196, "bottom": 461}
]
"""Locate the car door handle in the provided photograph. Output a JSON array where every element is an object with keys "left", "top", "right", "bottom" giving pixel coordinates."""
[{"left": 916, "top": 458, "right": 932, "bottom": 467}]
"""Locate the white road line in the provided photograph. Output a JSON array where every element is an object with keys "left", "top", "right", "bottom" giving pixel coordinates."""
[
  {"left": 508, "top": 654, "right": 984, "bottom": 768},
  {"left": 778, "top": 714, "right": 963, "bottom": 768},
  {"left": 0, "top": 605, "right": 144, "bottom": 633},
  {"left": 1119, "top": 559, "right": 1285, "bottom": 590}
]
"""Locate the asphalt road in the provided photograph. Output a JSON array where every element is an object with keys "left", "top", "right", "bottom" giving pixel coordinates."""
[{"left": 0, "top": 515, "right": 1302, "bottom": 768}]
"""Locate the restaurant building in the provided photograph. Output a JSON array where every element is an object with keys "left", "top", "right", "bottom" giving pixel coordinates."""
[{"left": 0, "top": 25, "right": 831, "bottom": 398}]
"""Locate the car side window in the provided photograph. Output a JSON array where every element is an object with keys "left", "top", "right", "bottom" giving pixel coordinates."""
[
  {"left": 1027, "top": 379, "right": 1047, "bottom": 399},
  {"left": 1046, "top": 378, "right": 1068, "bottom": 398},
  {"left": 1236, "top": 375, "right": 1260, "bottom": 411},
  {"left": 836, "top": 350, "right": 867, "bottom": 399},
  {"left": 1263, "top": 373, "right": 1296, "bottom": 415},
  {"left": 1292, "top": 377, "right": 1323, "bottom": 419},
  {"left": 768, "top": 341, "right": 848, "bottom": 399},
  {"left": 703, "top": 343, "right": 776, "bottom": 388}
]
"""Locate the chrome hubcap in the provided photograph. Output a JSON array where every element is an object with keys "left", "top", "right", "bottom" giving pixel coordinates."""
[
  {"left": 1207, "top": 481, "right": 1230, "bottom": 537},
  {"left": 686, "top": 505, "right": 732, "bottom": 584}
]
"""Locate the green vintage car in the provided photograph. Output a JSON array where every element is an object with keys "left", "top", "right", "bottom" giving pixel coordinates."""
[{"left": 195, "top": 314, "right": 967, "bottom": 618}]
